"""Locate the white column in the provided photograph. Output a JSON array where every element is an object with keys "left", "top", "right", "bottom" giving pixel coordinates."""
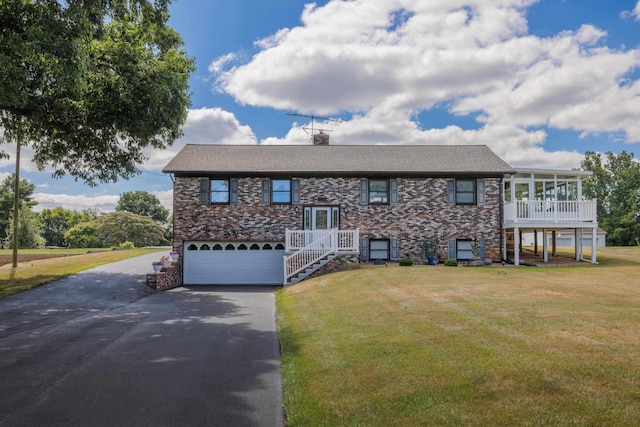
[
  {"left": 592, "top": 227, "right": 597, "bottom": 264},
  {"left": 575, "top": 228, "right": 581, "bottom": 261},
  {"left": 543, "top": 229, "right": 548, "bottom": 262},
  {"left": 514, "top": 226, "right": 520, "bottom": 266}
]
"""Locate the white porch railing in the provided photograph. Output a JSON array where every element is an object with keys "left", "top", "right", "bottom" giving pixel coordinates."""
[
  {"left": 504, "top": 200, "right": 597, "bottom": 223},
  {"left": 284, "top": 229, "right": 359, "bottom": 284},
  {"left": 285, "top": 229, "right": 360, "bottom": 252}
]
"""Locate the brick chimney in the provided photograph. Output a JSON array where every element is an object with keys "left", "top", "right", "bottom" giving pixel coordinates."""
[{"left": 313, "top": 131, "right": 330, "bottom": 145}]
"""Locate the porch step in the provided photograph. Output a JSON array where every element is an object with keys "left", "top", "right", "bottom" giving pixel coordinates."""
[{"left": 287, "top": 253, "right": 338, "bottom": 285}]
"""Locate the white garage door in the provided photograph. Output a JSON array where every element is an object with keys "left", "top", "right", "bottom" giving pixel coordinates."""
[{"left": 183, "top": 242, "right": 285, "bottom": 285}]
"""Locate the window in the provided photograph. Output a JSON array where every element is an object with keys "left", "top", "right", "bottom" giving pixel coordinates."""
[
  {"left": 447, "top": 179, "right": 484, "bottom": 206},
  {"left": 200, "top": 178, "right": 238, "bottom": 205},
  {"left": 271, "top": 179, "right": 291, "bottom": 204},
  {"left": 370, "top": 239, "right": 390, "bottom": 260},
  {"left": 210, "top": 179, "right": 230, "bottom": 204},
  {"left": 360, "top": 179, "right": 398, "bottom": 205},
  {"left": 456, "top": 179, "right": 476, "bottom": 205},
  {"left": 456, "top": 240, "right": 474, "bottom": 260},
  {"left": 369, "top": 179, "right": 389, "bottom": 204}
]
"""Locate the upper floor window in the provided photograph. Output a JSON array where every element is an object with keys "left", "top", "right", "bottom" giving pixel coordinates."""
[
  {"left": 272, "top": 179, "right": 291, "bottom": 204},
  {"left": 199, "top": 178, "right": 238, "bottom": 205},
  {"left": 210, "top": 179, "right": 230, "bottom": 204},
  {"left": 261, "top": 179, "right": 300, "bottom": 205},
  {"left": 360, "top": 178, "right": 398, "bottom": 205},
  {"left": 447, "top": 179, "right": 485, "bottom": 206},
  {"left": 456, "top": 179, "right": 476, "bottom": 205},
  {"left": 369, "top": 179, "right": 389, "bottom": 204}
]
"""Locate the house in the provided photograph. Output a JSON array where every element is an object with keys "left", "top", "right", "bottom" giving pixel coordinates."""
[{"left": 163, "top": 143, "right": 598, "bottom": 286}]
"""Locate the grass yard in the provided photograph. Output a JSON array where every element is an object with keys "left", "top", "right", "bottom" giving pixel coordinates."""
[
  {"left": 276, "top": 247, "right": 640, "bottom": 426},
  {"left": 0, "top": 248, "right": 166, "bottom": 299}
]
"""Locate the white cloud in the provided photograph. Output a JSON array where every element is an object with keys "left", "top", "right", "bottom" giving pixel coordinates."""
[
  {"left": 142, "top": 107, "right": 257, "bottom": 170},
  {"left": 620, "top": 1, "right": 640, "bottom": 21},
  {"left": 212, "top": 0, "right": 640, "bottom": 169},
  {"left": 33, "top": 193, "right": 120, "bottom": 213},
  {"left": 33, "top": 189, "right": 174, "bottom": 214}
]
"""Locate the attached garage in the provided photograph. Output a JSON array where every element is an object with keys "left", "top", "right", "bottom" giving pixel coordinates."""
[{"left": 183, "top": 242, "right": 285, "bottom": 285}]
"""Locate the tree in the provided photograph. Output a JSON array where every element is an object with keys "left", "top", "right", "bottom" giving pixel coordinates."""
[
  {"left": 0, "top": 174, "right": 37, "bottom": 241},
  {"left": 116, "top": 191, "right": 169, "bottom": 223},
  {"left": 95, "top": 211, "right": 165, "bottom": 247},
  {"left": 0, "top": 1, "right": 195, "bottom": 184},
  {"left": 39, "top": 207, "right": 99, "bottom": 247},
  {"left": 4, "top": 206, "right": 45, "bottom": 249},
  {"left": 64, "top": 221, "right": 102, "bottom": 249},
  {"left": 581, "top": 151, "right": 640, "bottom": 246}
]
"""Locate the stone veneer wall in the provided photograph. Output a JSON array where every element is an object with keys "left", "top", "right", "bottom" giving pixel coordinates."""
[{"left": 173, "top": 176, "right": 502, "bottom": 265}]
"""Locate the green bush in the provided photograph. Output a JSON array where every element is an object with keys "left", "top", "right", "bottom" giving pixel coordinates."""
[
  {"left": 399, "top": 258, "right": 414, "bottom": 266},
  {"left": 118, "top": 241, "right": 136, "bottom": 249},
  {"left": 444, "top": 259, "right": 458, "bottom": 267}
]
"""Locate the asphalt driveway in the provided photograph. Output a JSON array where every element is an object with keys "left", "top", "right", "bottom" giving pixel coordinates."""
[{"left": 0, "top": 253, "right": 284, "bottom": 427}]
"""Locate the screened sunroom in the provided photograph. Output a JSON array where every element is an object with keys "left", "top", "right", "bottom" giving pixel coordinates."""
[{"left": 503, "top": 169, "right": 598, "bottom": 265}]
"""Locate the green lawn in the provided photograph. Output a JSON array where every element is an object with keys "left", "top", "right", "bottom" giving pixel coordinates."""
[
  {"left": 0, "top": 248, "right": 166, "bottom": 299},
  {"left": 277, "top": 247, "right": 640, "bottom": 426}
]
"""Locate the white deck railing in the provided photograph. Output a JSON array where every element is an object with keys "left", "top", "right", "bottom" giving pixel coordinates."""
[
  {"left": 504, "top": 200, "right": 597, "bottom": 223},
  {"left": 284, "top": 229, "right": 359, "bottom": 284},
  {"left": 285, "top": 229, "right": 360, "bottom": 252}
]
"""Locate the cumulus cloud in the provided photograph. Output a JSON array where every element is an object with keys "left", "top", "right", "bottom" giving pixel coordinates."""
[
  {"left": 141, "top": 107, "right": 257, "bottom": 170},
  {"left": 212, "top": 0, "right": 640, "bottom": 170},
  {"left": 620, "top": 1, "right": 640, "bottom": 21},
  {"left": 33, "top": 193, "right": 120, "bottom": 213}
]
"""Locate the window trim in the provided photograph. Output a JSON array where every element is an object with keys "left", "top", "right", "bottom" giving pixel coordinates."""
[{"left": 368, "top": 178, "right": 390, "bottom": 205}]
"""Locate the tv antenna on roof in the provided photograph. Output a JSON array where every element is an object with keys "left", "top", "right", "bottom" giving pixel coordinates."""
[{"left": 286, "top": 113, "right": 342, "bottom": 140}]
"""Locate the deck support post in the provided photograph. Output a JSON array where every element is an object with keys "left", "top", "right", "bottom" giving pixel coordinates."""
[{"left": 514, "top": 226, "right": 520, "bottom": 266}]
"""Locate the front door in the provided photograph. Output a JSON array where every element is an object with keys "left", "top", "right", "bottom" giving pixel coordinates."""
[{"left": 312, "top": 207, "right": 331, "bottom": 230}]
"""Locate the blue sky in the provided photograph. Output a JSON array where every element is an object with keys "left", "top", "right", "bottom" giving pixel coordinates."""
[{"left": 3, "top": 0, "right": 640, "bottom": 212}]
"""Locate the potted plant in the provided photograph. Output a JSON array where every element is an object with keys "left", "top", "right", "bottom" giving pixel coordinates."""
[
  {"left": 170, "top": 249, "right": 180, "bottom": 262},
  {"left": 160, "top": 255, "right": 171, "bottom": 268},
  {"left": 152, "top": 261, "right": 162, "bottom": 273}
]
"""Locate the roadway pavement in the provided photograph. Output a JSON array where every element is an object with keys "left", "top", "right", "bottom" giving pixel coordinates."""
[{"left": 0, "top": 252, "right": 285, "bottom": 427}]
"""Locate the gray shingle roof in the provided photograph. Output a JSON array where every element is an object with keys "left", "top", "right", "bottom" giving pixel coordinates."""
[{"left": 163, "top": 144, "right": 515, "bottom": 177}]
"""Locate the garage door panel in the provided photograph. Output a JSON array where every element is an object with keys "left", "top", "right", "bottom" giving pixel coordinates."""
[{"left": 184, "top": 242, "right": 284, "bottom": 285}]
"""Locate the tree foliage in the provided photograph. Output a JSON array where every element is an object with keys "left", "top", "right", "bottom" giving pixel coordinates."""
[
  {"left": 39, "top": 207, "right": 98, "bottom": 246},
  {"left": 64, "top": 220, "right": 102, "bottom": 248},
  {"left": 4, "top": 205, "right": 45, "bottom": 249},
  {"left": 581, "top": 151, "right": 640, "bottom": 246},
  {"left": 0, "top": 0, "right": 194, "bottom": 184},
  {"left": 0, "top": 173, "right": 37, "bottom": 241},
  {"left": 96, "top": 211, "right": 165, "bottom": 247},
  {"left": 116, "top": 190, "right": 169, "bottom": 223}
]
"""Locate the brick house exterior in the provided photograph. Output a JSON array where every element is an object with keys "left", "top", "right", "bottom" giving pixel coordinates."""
[{"left": 165, "top": 144, "right": 515, "bottom": 285}]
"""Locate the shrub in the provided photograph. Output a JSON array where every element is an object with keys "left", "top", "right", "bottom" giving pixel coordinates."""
[
  {"left": 118, "top": 241, "right": 136, "bottom": 249},
  {"left": 444, "top": 259, "right": 458, "bottom": 267},
  {"left": 399, "top": 258, "right": 414, "bottom": 266}
]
